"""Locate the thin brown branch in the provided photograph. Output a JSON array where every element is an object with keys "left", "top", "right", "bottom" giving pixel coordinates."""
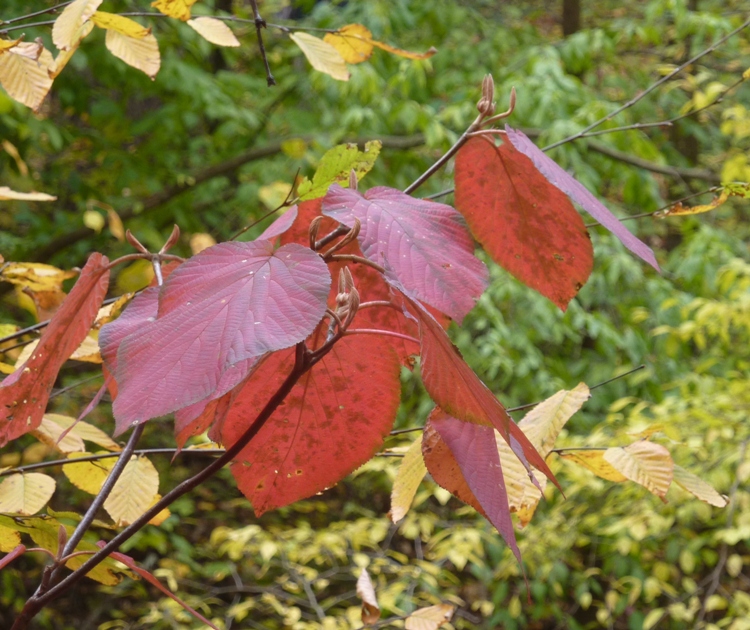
[
  {"left": 544, "top": 16, "right": 750, "bottom": 150},
  {"left": 248, "top": 0, "right": 275, "bottom": 86},
  {"left": 0, "top": 1, "right": 73, "bottom": 25}
]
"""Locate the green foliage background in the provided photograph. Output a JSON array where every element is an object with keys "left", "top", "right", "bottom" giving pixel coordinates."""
[{"left": 1, "top": 0, "right": 749, "bottom": 628}]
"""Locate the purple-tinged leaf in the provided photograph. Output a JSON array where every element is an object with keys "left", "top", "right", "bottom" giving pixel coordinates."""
[
  {"left": 505, "top": 126, "right": 659, "bottom": 271},
  {"left": 322, "top": 184, "right": 488, "bottom": 323},
  {"left": 425, "top": 411, "right": 521, "bottom": 564},
  {"left": 111, "top": 241, "right": 330, "bottom": 431},
  {"left": 256, "top": 206, "right": 298, "bottom": 241}
]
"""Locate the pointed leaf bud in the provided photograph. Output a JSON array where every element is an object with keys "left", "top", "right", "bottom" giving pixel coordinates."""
[
  {"left": 349, "top": 169, "right": 358, "bottom": 191},
  {"left": 477, "top": 74, "right": 496, "bottom": 117},
  {"left": 125, "top": 229, "right": 149, "bottom": 254},
  {"left": 159, "top": 224, "right": 181, "bottom": 254},
  {"left": 309, "top": 216, "right": 324, "bottom": 250}
]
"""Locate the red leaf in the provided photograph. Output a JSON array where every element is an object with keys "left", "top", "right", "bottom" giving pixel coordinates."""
[
  {"left": 282, "top": 197, "right": 425, "bottom": 364},
  {"left": 423, "top": 410, "right": 521, "bottom": 564},
  {"left": 220, "top": 329, "right": 401, "bottom": 515},
  {"left": 505, "top": 127, "right": 659, "bottom": 271},
  {"left": 0, "top": 254, "right": 110, "bottom": 447},
  {"left": 111, "top": 241, "right": 330, "bottom": 431},
  {"left": 96, "top": 543, "right": 219, "bottom": 630},
  {"left": 455, "top": 137, "right": 593, "bottom": 310},
  {"left": 322, "top": 184, "right": 488, "bottom": 322},
  {"left": 403, "top": 292, "right": 559, "bottom": 492}
]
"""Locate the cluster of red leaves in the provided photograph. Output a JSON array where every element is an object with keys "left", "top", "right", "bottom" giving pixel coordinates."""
[{"left": 2, "top": 129, "right": 658, "bottom": 561}]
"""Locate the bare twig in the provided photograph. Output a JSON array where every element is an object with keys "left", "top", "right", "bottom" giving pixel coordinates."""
[
  {"left": 544, "top": 16, "right": 750, "bottom": 151},
  {"left": 0, "top": 1, "right": 73, "bottom": 25},
  {"left": 249, "top": 0, "right": 275, "bottom": 86}
]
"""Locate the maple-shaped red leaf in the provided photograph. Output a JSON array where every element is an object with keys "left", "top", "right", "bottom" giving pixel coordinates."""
[
  {"left": 454, "top": 137, "right": 594, "bottom": 310},
  {"left": 400, "top": 290, "right": 559, "bottom": 492},
  {"left": 111, "top": 241, "right": 330, "bottom": 431},
  {"left": 321, "top": 184, "right": 488, "bottom": 323},
  {"left": 422, "top": 410, "right": 521, "bottom": 564},
  {"left": 505, "top": 126, "right": 659, "bottom": 271},
  {"left": 0, "top": 254, "right": 110, "bottom": 447},
  {"left": 219, "top": 329, "right": 401, "bottom": 515}
]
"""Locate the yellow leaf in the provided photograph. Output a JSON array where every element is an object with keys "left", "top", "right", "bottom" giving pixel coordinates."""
[
  {"left": 91, "top": 12, "right": 151, "bottom": 38},
  {"left": 405, "top": 604, "right": 455, "bottom": 630},
  {"left": 32, "top": 416, "right": 86, "bottom": 453},
  {"left": 559, "top": 449, "right": 628, "bottom": 482},
  {"left": 672, "top": 465, "right": 728, "bottom": 507},
  {"left": 0, "top": 186, "right": 56, "bottom": 201},
  {"left": 105, "top": 30, "right": 161, "bottom": 79},
  {"left": 52, "top": 0, "right": 103, "bottom": 50},
  {"left": 151, "top": 0, "right": 199, "bottom": 21},
  {"left": 356, "top": 568, "right": 380, "bottom": 625},
  {"left": 50, "top": 21, "right": 94, "bottom": 79},
  {"left": 658, "top": 182, "right": 750, "bottom": 217},
  {"left": 107, "top": 208, "right": 125, "bottom": 241},
  {"left": 323, "top": 24, "right": 374, "bottom": 64},
  {"left": 744, "top": 67, "right": 750, "bottom": 80},
  {"left": 0, "top": 524, "right": 21, "bottom": 552},
  {"left": 0, "top": 363, "right": 15, "bottom": 375},
  {"left": 388, "top": 434, "right": 426, "bottom": 523},
  {"left": 104, "top": 456, "right": 159, "bottom": 526},
  {"left": 116, "top": 259, "right": 154, "bottom": 292},
  {"left": 93, "top": 293, "right": 134, "bottom": 329},
  {"left": 604, "top": 441, "right": 674, "bottom": 501},
  {"left": 2, "top": 139, "right": 29, "bottom": 176},
  {"left": 0, "top": 473, "right": 56, "bottom": 515},
  {"left": 324, "top": 23, "right": 437, "bottom": 62},
  {"left": 0, "top": 39, "right": 22, "bottom": 53},
  {"left": 13, "top": 339, "right": 38, "bottom": 370},
  {"left": 44, "top": 414, "right": 121, "bottom": 452},
  {"left": 70, "top": 332, "right": 102, "bottom": 363},
  {"left": 496, "top": 384, "right": 590, "bottom": 526},
  {"left": 187, "top": 17, "right": 240, "bottom": 47},
  {"left": 258, "top": 181, "right": 293, "bottom": 210},
  {"left": 147, "top": 494, "right": 171, "bottom": 526},
  {"left": 281, "top": 138, "right": 307, "bottom": 159},
  {"left": 63, "top": 452, "right": 116, "bottom": 494},
  {"left": 0, "top": 262, "right": 76, "bottom": 292},
  {"left": 189, "top": 232, "right": 216, "bottom": 254},
  {"left": 0, "top": 44, "right": 55, "bottom": 111},
  {"left": 83, "top": 209, "right": 105, "bottom": 233},
  {"left": 289, "top": 32, "right": 349, "bottom": 82}
]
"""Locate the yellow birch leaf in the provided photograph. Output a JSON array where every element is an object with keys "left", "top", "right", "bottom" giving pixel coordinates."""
[
  {"left": 323, "top": 24, "right": 374, "bottom": 64},
  {"left": 0, "top": 186, "right": 56, "bottom": 201},
  {"left": 324, "top": 23, "right": 437, "bottom": 62},
  {"left": 388, "top": 433, "right": 427, "bottom": 523},
  {"left": 52, "top": 0, "right": 103, "bottom": 51},
  {"left": 559, "top": 450, "right": 628, "bottom": 482},
  {"left": 104, "top": 456, "right": 159, "bottom": 526},
  {"left": 672, "top": 465, "right": 728, "bottom": 507},
  {"left": 104, "top": 30, "right": 161, "bottom": 79},
  {"left": 0, "top": 44, "right": 55, "bottom": 111},
  {"left": 356, "top": 568, "right": 380, "bottom": 625},
  {"left": 0, "top": 524, "right": 21, "bottom": 552},
  {"left": 91, "top": 12, "right": 151, "bottom": 38},
  {"left": 151, "top": 0, "right": 199, "bottom": 21},
  {"left": 83, "top": 209, "right": 105, "bottom": 233},
  {"left": 44, "top": 414, "right": 121, "bottom": 452},
  {"left": 107, "top": 208, "right": 125, "bottom": 241},
  {"left": 187, "top": 17, "right": 240, "bottom": 47},
  {"left": 744, "top": 67, "right": 750, "bottom": 80},
  {"left": 189, "top": 232, "right": 216, "bottom": 254},
  {"left": 289, "top": 32, "right": 349, "bottom": 82},
  {"left": 0, "top": 363, "right": 15, "bottom": 375},
  {"left": 495, "top": 384, "right": 590, "bottom": 526},
  {"left": 147, "top": 494, "right": 171, "bottom": 526},
  {"left": 258, "top": 181, "right": 293, "bottom": 210},
  {"left": 70, "top": 332, "right": 102, "bottom": 363},
  {"left": 50, "top": 21, "right": 94, "bottom": 79},
  {"left": 63, "top": 452, "right": 116, "bottom": 495},
  {"left": 0, "top": 262, "right": 76, "bottom": 292},
  {"left": 0, "top": 39, "right": 22, "bottom": 53},
  {"left": 32, "top": 416, "right": 86, "bottom": 453},
  {"left": 604, "top": 441, "right": 673, "bottom": 501},
  {"left": 93, "top": 293, "right": 134, "bottom": 329},
  {"left": 405, "top": 604, "right": 455, "bottom": 630},
  {"left": 0, "top": 473, "right": 56, "bottom": 515}
]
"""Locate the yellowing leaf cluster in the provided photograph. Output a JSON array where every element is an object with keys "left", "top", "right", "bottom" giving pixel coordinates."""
[
  {"left": 0, "top": 42, "right": 55, "bottom": 111},
  {"left": 323, "top": 23, "right": 438, "bottom": 65},
  {"left": 152, "top": 0, "right": 199, "bottom": 22}
]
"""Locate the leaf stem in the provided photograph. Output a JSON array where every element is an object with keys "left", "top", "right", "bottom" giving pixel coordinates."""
[
  {"left": 326, "top": 254, "right": 385, "bottom": 273},
  {"left": 342, "top": 329, "right": 420, "bottom": 345},
  {"left": 248, "top": 0, "right": 275, "bottom": 86}
]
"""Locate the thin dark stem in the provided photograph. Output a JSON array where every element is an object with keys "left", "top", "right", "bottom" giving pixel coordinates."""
[
  {"left": 0, "top": 19, "right": 56, "bottom": 33},
  {"left": 314, "top": 225, "right": 349, "bottom": 251},
  {"left": 12, "top": 342, "right": 317, "bottom": 629},
  {"left": 49, "top": 374, "right": 103, "bottom": 401},
  {"left": 0, "top": 448, "right": 227, "bottom": 478},
  {"left": 404, "top": 113, "right": 483, "bottom": 195},
  {"left": 326, "top": 254, "right": 385, "bottom": 273},
  {"left": 544, "top": 16, "right": 750, "bottom": 151},
  {"left": 51, "top": 424, "right": 145, "bottom": 581},
  {"left": 343, "top": 329, "right": 420, "bottom": 345},
  {"left": 422, "top": 188, "right": 454, "bottom": 200},
  {"left": 249, "top": 0, "right": 275, "bottom": 86},
  {"left": 0, "top": 1, "right": 73, "bottom": 25},
  {"left": 549, "top": 446, "right": 608, "bottom": 454}
]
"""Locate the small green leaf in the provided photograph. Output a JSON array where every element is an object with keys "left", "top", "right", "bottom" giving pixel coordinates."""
[{"left": 297, "top": 140, "right": 381, "bottom": 201}]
